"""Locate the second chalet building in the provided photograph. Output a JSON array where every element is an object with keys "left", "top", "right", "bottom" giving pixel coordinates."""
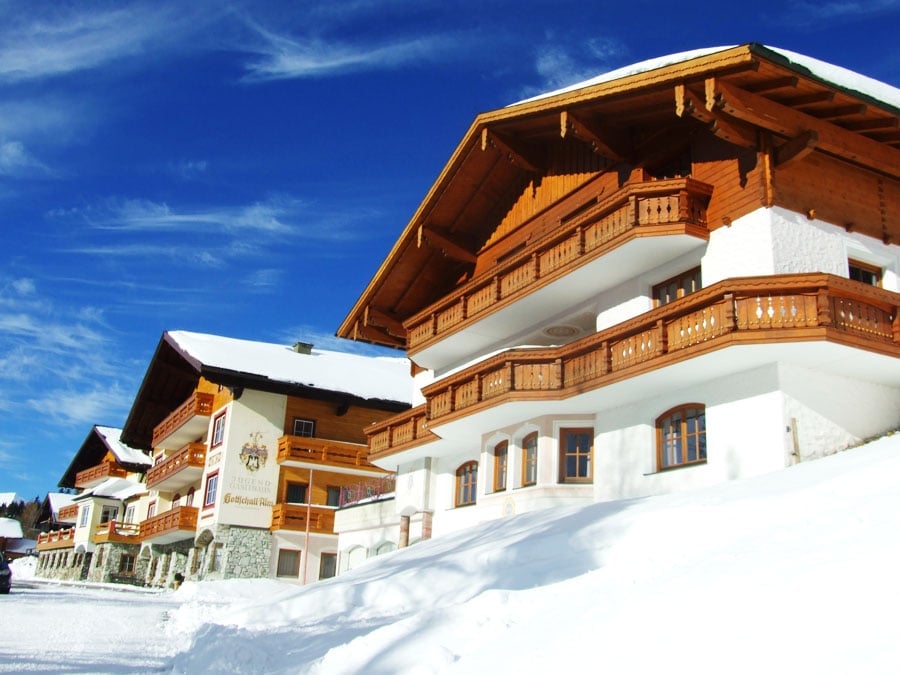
[
  {"left": 116, "top": 331, "right": 412, "bottom": 586},
  {"left": 334, "top": 44, "right": 900, "bottom": 549}
]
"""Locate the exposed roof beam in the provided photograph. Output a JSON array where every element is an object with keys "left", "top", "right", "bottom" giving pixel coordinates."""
[
  {"left": 353, "top": 318, "right": 402, "bottom": 347},
  {"left": 782, "top": 91, "right": 834, "bottom": 107},
  {"left": 774, "top": 130, "right": 818, "bottom": 167},
  {"left": 744, "top": 76, "right": 798, "bottom": 93},
  {"left": 481, "top": 128, "right": 543, "bottom": 173},
  {"left": 560, "top": 110, "right": 628, "bottom": 161},
  {"left": 364, "top": 306, "right": 406, "bottom": 338},
  {"left": 807, "top": 104, "right": 868, "bottom": 121},
  {"left": 417, "top": 224, "right": 477, "bottom": 263},
  {"left": 705, "top": 77, "right": 900, "bottom": 180},
  {"left": 674, "top": 83, "right": 757, "bottom": 148},
  {"left": 841, "top": 117, "right": 899, "bottom": 132}
]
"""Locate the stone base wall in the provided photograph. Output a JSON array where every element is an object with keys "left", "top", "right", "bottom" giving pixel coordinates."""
[
  {"left": 198, "top": 524, "right": 271, "bottom": 580},
  {"left": 34, "top": 549, "right": 90, "bottom": 582},
  {"left": 142, "top": 539, "right": 194, "bottom": 588}
]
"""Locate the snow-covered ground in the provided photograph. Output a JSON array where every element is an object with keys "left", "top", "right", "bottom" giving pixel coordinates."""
[{"left": 2, "top": 433, "right": 899, "bottom": 674}]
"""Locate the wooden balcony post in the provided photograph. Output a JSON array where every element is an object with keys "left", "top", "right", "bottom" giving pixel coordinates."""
[
  {"left": 656, "top": 319, "right": 668, "bottom": 356},
  {"left": 816, "top": 289, "right": 833, "bottom": 327},
  {"left": 723, "top": 293, "right": 737, "bottom": 332},
  {"left": 892, "top": 306, "right": 900, "bottom": 344}
]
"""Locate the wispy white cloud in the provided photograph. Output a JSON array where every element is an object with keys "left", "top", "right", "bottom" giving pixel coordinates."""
[
  {"left": 0, "top": 139, "right": 51, "bottom": 177},
  {"left": 239, "top": 20, "right": 468, "bottom": 81},
  {"left": 523, "top": 36, "right": 628, "bottom": 98},
  {"left": 787, "top": 0, "right": 900, "bottom": 20},
  {"left": 169, "top": 159, "right": 209, "bottom": 181},
  {"left": 29, "top": 384, "right": 133, "bottom": 425},
  {"left": 0, "top": 4, "right": 198, "bottom": 83}
]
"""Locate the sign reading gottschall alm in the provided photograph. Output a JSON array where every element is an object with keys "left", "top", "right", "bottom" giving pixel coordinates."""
[{"left": 220, "top": 430, "right": 277, "bottom": 527}]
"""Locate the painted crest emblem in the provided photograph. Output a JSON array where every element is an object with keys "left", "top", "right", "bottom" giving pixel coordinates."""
[{"left": 240, "top": 432, "right": 268, "bottom": 472}]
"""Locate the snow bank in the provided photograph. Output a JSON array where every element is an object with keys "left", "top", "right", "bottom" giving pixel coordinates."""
[{"left": 167, "top": 433, "right": 900, "bottom": 675}]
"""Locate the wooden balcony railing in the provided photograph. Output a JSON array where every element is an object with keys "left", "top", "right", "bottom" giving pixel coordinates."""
[
  {"left": 369, "top": 274, "right": 899, "bottom": 459},
  {"left": 338, "top": 474, "right": 397, "bottom": 507},
  {"left": 276, "top": 435, "right": 380, "bottom": 470},
  {"left": 57, "top": 503, "right": 80, "bottom": 523},
  {"left": 37, "top": 527, "right": 75, "bottom": 551},
  {"left": 145, "top": 442, "right": 207, "bottom": 489},
  {"left": 139, "top": 505, "right": 198, "bottom": 541},
  {"left": 405, "top": 177, "right": 714, "bottom": 353},
  {"left": 92, "top": 520, "right": 141, "bottom": 545},
  {"left": 74, "top": 461, "right": 127, "bottom": 489},
  {"left": 270, "top": 504, "right": 336, "bottom": 534},
  {"left": 368, "top": 405, "right": 436, "bottom": 456},
  {"left": 151, "top": 392, "right": 215, "bottom": 449}
]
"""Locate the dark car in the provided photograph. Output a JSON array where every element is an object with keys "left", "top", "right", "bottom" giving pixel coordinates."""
[{"left": 0, "top": 557, "right": 11, "bottom": 594}]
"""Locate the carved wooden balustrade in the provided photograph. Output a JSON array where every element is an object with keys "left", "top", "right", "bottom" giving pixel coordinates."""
[
  {"left": 369, "top": 274, "right": 899, "bottom": 459},
  {"left": 270, "top": 504, "right": 336, "bottom": 534},
  {"left": 74, "top": 461, "right": 128, "bottom": 489},
  {"left": 276, "top": 435, "right": 379, "bottom": 470},
  {"left": 145, "top": 442, "right": 207, "bottom": 489},
  {"left": 151, "top": 392, "right": 215, "bottom": 449},
  {"left": 57, "top": 503, "right": 80, "bottom": 523},
  {"left": 92, "top": 520, "right": 142, "bottom": 544},
  {"left": 36, "top": 527, "right": 76, "bottom": 551},
  {"left": 139, "top": 505, "right": 198, "bottom": 541},
  {"left": 405, "top": 177, "right": 714, "bottom": 353}
]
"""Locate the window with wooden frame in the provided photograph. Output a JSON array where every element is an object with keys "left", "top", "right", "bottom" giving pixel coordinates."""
[
  {"left": 276, "top": 549, "right": 301, "bottom": 577},
  {"left": 78, "top": 505, "right": 90, "bottom": 528},
  {"left": 319, "top": 552, "right": 337, "bottom": 580},
  {"left": 203, "top": 471, "right": 219, "bottom": 508},
  {"left": 455, "top": 461, "right": 478, "bottom": 507},
  {"left": 559, "top": 428, "right": 593, "bottom": 483},
  {"left": 493, "top": 441, "right": 508, "bottom": 492},
  {"left": 521, "top": 432, "right": 538, "bottom": 487},
  {"left": 292, "top": 417, "right": 316, "bottom": 437},
  {"left": 326, "top": 486, "right": 341, "bottom": 507},
  {"left": 653, "top": 267, "right": 701, "bottom": 307},
  {"left": 119, "top": 553, "right": 136, "bottom": 574},
  {"left": 848, "top": 259, "right": 882, "bottom": 287},
  {"left": 285, "top": 482, "right": 308, "bottom": 504},
  {"left": 211, "top": 411, "right": 227, "bottom": 448},
  {"left": 657, "top": 404, "right": 707, "bottom": 470}
]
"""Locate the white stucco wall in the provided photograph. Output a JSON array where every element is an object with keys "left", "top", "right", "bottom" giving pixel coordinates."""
[
  {"left": 199, "top": 391, "right": 284, "bottom": 531},
  {"left": 703, "top": 206, "right": 899, "bottom": 286},
  {"left": 780, "top": 364, "right": 900, "bottom": 460},
  {"left": 270, "top": 530, "right": 338, "bottom": 584}
]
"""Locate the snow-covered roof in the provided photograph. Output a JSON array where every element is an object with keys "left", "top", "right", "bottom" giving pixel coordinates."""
[
  {"left": 167, "top": 330, "right": 414, "bottom": 405},
  {"left": 0, "top": 517, "right": 24, "bottom": 538},
  {"left": 0, "top": 492, "right": 21, "bottom": 507},
  {"left": 514, "top": 44, "right": 900, "bottom": 110},
  {"left": 46, "top": 492, "right": 76, "bottom": 516},
  {"left": 95, "top": 426, "right": 152, "bottom": 467},
  {"left": 73, "top": 477, "right": 146, "bottom": 502}
]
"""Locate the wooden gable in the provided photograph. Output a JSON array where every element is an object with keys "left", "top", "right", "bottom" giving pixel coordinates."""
[{"left": 338, "top": 43, "right": 900, "bottom": 350}]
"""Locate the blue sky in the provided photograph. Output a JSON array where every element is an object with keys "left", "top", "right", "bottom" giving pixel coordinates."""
[{"left": 1, "top": 0, "right": 899, "bottom": 501}]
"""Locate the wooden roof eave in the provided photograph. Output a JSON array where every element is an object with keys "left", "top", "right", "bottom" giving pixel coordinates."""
[
  {"left": 336, "top": 43, "right": 900, "bottom": 345},
  {"left": 336, "top": 47, "right": 765, "bottom": 345}
]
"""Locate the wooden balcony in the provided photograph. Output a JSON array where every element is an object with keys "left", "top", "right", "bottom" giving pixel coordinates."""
[
  {"left": 74, "top": 461, "right": 128, "bottom": 489},
  {"left": 57, "top": 503, "right": 80, "bottom": 523},
  {"left": 139, "top": 505, "right": 198, "bottom": 545},
  {"left": 277, "top": 435, "right": 383, "bottom": 472},
  {"left": 270, "top": 504, "right": 336, "bottom": 534},
  {"left": 92, "top": 520, "right": 141, "bottom": 545},
  {"left": 370, "top": 274, "right": 900, "bottom": 459},
  {"left": 405, "top": 177, "right": 714, "bottom": 354},
  {"left": 151, "top": 391, "right": 215, "bottom": 450},
  {"left": 37, "top": 527, "right": 75, "bottom": 551},
  {"left": 145, "top": 442, "right": 207, "bottom": 491},
  {"left": 338, "top": 474, "right": 397, "bottom": 507}
]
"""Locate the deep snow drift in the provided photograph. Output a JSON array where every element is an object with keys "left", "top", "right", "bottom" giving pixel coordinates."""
[{"left": 4, "top": 433, "right": 899, "bottom": 674}]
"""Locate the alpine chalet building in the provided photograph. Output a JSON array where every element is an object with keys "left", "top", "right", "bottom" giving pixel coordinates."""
[
  {"left": 120, "top": 331, "right": 412, "bottom": 586},
  {"left": 334, "top": 44, "right": 900, "bottom": 548}
]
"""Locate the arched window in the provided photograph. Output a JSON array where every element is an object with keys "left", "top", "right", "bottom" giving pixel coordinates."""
[
  {"left": 455, "top": 461, "right": 478, "bottom": 507},
  {"left": 521, "top": 432, "right": 538, "bottom": 487},
  {"left": 657, "top": 404, "right": 706, "bottom": 469},
  {"left": 493, "top": 441, "right": 508, "bottom": 492}
]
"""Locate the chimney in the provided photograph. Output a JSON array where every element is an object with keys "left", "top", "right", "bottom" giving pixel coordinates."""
[{"left": 292, "top": 341, "right": 313, "bottom": 355}]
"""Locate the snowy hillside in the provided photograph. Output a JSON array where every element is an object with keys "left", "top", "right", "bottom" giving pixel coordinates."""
[{"left": 166, "top": 433, "right": 900, "bottom": 675}]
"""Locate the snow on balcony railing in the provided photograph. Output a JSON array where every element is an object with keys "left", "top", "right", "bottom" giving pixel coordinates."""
[{"left": 338, "top": 474, "right": 397, "bottom": 508}]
